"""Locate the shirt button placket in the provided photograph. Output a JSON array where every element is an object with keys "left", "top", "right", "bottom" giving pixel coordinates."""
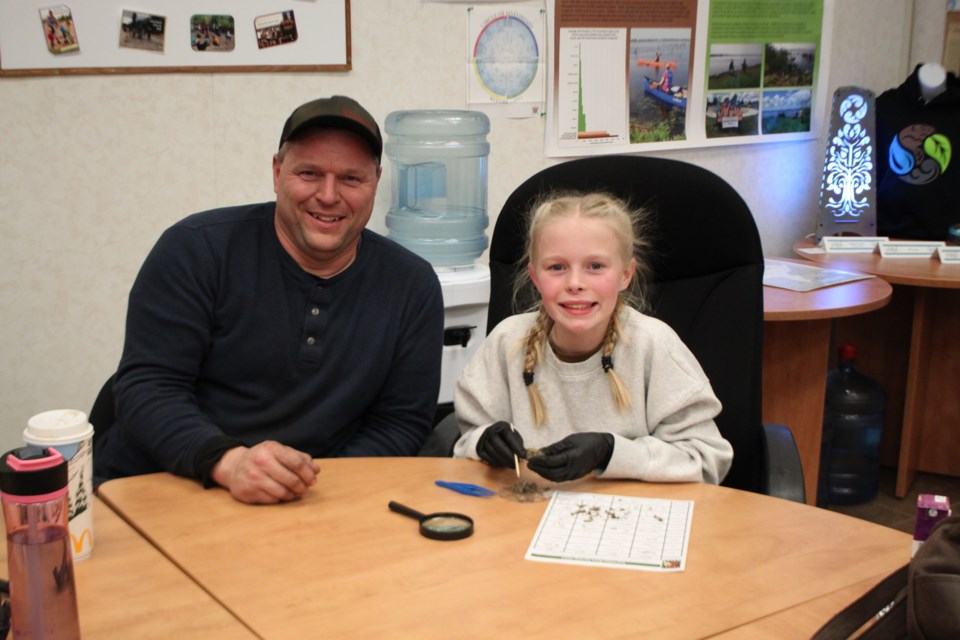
[
  {"left": 306, "top": 308, "right": 319, "bottom": 345},
  {"left": 303, "top": 286, "right": 325, "bottom": 356}
]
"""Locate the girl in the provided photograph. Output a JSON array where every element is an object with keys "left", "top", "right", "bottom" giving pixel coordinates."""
[{"left": 453, "top": 192, "right": 733, "bottom": 484}]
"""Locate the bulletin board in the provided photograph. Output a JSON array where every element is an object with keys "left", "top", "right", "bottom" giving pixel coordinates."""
[{"left": 0, "top": 1, "right": 350, "bottom": 76}]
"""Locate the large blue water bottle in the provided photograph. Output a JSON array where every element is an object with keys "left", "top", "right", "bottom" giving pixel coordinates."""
[
  {"left": 384, "top": 110, "right": 490, "bottom": 268},
  {"left": 818, "top": 343, "right": 886, "bottom": 506}
]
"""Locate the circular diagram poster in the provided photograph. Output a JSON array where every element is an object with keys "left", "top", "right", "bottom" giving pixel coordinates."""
[{"left": 471, "top": 11, "right": 542, "bottom": 103}]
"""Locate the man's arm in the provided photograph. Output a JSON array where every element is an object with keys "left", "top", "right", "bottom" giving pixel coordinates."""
[
  {"left": 113, "top": 224, "right": 228, "bottom": 477},
  {"left": 115, "top": 223, "right": 322, "bottom": 503},
  {"left": 337, "top": 268, "right": 444, "bottom": 457}
]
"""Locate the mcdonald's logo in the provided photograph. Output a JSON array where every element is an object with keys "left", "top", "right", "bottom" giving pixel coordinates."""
[{"left": 71, "top": 528, "right": 93, "bottom": 553}]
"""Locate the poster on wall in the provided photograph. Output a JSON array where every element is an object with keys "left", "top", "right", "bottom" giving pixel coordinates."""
[
  {"left": 467, "top": 4, "right": 547, "bottom": 118},
  {"left": 544, "top": 0, "right": 833, "bottom": 156}
]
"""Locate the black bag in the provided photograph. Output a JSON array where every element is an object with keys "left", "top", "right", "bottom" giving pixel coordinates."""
[{"left": 812, "top": 514, "right": 960, "bottom": 639}]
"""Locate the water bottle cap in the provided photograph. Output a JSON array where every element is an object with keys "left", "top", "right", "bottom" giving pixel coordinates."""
[
  {"left": 0, "top": 446, "right": 68, "bottom": 499},
  {"left": 837, "top": 343, "right": 857, "bottom": 361},
  {"left": 384, "top": 110, "right": 491, "bottom": 137}
]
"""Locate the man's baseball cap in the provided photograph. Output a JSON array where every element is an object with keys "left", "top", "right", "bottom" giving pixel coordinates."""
[{"left": 278, "top": 95, "right": 382, "bottom": 161}]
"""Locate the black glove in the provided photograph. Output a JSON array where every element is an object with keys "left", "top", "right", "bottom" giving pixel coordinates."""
[
  {"left": 526, "top": 433, "right": 615, "bottom": 482},
  {"left": 475, "top": 421, "right": 525, "bottom": 468}
]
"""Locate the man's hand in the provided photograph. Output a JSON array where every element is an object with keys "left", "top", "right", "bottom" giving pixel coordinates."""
[
  {"left": 210, "top": 441, "right": 319, "bottom": 504},
  {"left": 475, "top": 421, "right": 526, "bottom": 468},
  {"left": 526, "top": 433, "right": 614, "bottom": 483}
]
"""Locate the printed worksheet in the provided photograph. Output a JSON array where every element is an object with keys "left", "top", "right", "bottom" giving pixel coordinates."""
[{"left": 525, "top": 491, "right": 693, "bottom": 571}]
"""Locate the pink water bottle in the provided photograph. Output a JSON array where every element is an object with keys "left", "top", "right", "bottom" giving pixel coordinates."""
[{"left": 0, "top": 446, "right": 81, "bottom": 639}]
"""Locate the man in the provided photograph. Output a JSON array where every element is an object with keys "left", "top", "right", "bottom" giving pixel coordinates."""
[{"left": 94, "top": 96, "right": 444, "bottom": 504}]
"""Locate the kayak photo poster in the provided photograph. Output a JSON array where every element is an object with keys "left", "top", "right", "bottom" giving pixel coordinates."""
[{"left": 544, "top": 0, "right": 831, "bottom": 157}]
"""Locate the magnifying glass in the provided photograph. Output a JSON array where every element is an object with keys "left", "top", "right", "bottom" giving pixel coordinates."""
[{"left": 388, "top": 501, "right": 474, "bottom": 541}]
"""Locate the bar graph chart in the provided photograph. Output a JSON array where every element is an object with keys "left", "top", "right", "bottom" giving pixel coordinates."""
[{"left": 557, "top": 28, "right": 627, "bottom": 147}]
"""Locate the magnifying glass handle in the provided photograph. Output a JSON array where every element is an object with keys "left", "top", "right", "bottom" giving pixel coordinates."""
[{"left": 388, "top": 501, "right": 426, "bottom": 521}]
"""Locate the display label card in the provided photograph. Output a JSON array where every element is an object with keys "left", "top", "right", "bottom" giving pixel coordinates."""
[
  {"left": 878, "top": 241, "right": 944, "bottom": 258},
  {"left": 938, "top": 246, "right": 960, "bottom": 263},
  {"left": 821, "top": 236, "right": 888, "bottom": 253}
]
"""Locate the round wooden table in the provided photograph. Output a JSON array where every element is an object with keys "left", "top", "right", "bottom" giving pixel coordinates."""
[
  {"left": 98, "top": 458, "right": 913, "bottom": 640},
  {"left": 762, "top": 257, "right": 893, "bottom": 505},
  {"left": 794, "top": 237, "right": 960, "bottom": 497}
]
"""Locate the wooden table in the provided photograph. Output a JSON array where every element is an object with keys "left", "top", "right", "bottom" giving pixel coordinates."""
[
  {"left": 98, "top": 457, "right": 911, "bottom": 640},
  {"left": 712, "top": 574, "right": 896, "bottom": 639},
  {"left": 762, "top": 258, "right": 893, "bottom": 505},
  {"left": 0, "top": 498, "right": 255, "bottom": 639},
  {"left": 795, "top": 238, "right": 960, "bottom": 497}
]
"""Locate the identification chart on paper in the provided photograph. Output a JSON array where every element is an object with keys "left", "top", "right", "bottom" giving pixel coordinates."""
[{"left": 525, "top": 491, "right": 693, "bottom": 571}]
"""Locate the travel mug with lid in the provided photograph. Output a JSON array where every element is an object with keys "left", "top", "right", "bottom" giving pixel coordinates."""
[
  {"left": 0, "top": 446, "right": 81, "bottom": 639},
  {"left": 24, "top": 409, "right": 95, "bottom": 561}
]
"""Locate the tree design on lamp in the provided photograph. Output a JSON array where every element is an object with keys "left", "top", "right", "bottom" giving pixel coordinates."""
[{"left": 816, "top": 87, "right": 877, "bottom": 241}]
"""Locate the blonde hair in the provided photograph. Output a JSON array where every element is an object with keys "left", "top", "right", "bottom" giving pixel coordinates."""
[{"left": 515, "top": 192, "right": 651, "bottom": 426}]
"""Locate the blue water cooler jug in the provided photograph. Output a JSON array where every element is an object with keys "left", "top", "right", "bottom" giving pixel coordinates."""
[
  {"left": 818, "top": 343, "right": 886, "bottom": 506},
  {"left": 383, "top": 110, "right": 492, "bottom": 416},
  {"left": 384, "top": 110, "right": 490, "bottom": 269}
]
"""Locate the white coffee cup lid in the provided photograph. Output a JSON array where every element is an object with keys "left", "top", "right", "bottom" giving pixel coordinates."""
[{"left": 24, "top": 409, "right": 94, "bottom": 445}]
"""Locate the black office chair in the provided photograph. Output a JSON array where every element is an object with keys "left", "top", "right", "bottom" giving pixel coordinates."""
[
  {"left": 88, "top": 373, "right": 117, "bottom": 488},
  {"left": 89, "top": 375, "right": 116, "bottom": 443},
  {"left": 422, "top": 155, "right": 804, "bottom": 502}
]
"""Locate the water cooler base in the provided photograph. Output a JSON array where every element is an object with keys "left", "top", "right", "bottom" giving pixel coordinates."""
[{"left": 437, "top": 264, "right": 490, "bottom": 410}]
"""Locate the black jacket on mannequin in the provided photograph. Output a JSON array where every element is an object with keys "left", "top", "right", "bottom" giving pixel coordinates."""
[{"left": 875, "top": 63, "right": 960, "bottom": 240}]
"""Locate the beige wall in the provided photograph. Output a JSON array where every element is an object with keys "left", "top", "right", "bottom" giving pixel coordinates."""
[{"left": 0, "top": 0, "right": 947, "bottom": 451}]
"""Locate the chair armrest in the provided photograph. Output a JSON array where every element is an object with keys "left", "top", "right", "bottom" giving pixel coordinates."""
[
  {"left": 418, "top": 412, "right": 460, "bottom": 457},
  {"left": 761, "top": 423, "right": 806, "bottom": 503}
]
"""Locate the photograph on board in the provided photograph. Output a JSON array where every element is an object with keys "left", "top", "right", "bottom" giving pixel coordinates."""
[
  {"left": 255, "top": 11, "right": 298, "bottom": 50},
  {"left": 763, "top": 42, "right": 816, "bottom": 87},
  {"left": 119, "top": 11, "right": 166, "bottom": 53},
  {"left": 40, "top": 5, "right": 79, "bottom": 55},
  {"left": 707, "top": 43, "right": 762, "bottom": 91},
  {"left": 628, "top": 27, "right": 691, "bottom": 144},
  {"left": 190, "top": 15, "right": 236, "bottom": 52},
  {"left": 761, "top": 89, "right": 813, "bottom": 134},
  {"left": 705, "top": 90, "right": 760, "bottom": 138}
]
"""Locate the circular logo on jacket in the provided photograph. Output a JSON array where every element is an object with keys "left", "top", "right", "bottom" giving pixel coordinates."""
[{"left": 888, "top": 124, "right": 951, "bottom": 185}]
